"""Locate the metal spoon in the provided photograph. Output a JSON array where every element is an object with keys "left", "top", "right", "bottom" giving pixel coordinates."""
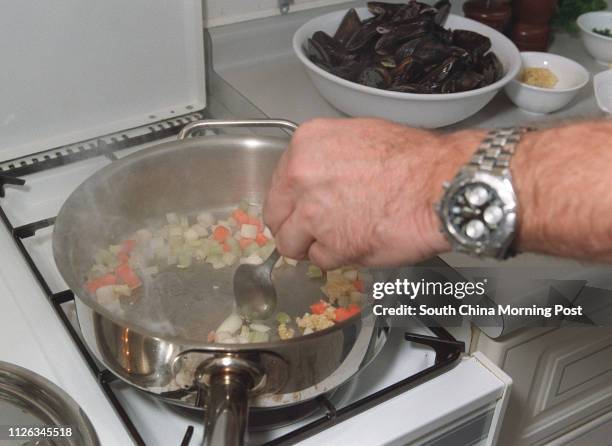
[{"left": 233, "top": 249, "right": 281, "bottom": 320}]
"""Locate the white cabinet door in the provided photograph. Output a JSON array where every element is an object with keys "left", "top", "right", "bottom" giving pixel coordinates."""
[{"left": 475, "top": 327, "right": 612, "bottom": 445}]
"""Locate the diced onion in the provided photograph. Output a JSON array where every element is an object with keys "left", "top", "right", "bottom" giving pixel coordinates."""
[
  {"left": 216, "top": 313, "right": 243, "bottom": 335},
  {"left": 240, "top": 253, "right": 263, "bottom": 265},
  {"left": 250, "top": 323, "right": 271, "bottom": 333},
  {"left": 284, "top": 257, "right": 298, "bottom": 267},
  {"left": 240, "top": 224, "right": 258, "bottom": 239},
  {"left": 342, "top": 269, "right": 358, "bottom": 281},
  {"left": 197, "top": 212, "right": 214, "bottom": 227}
]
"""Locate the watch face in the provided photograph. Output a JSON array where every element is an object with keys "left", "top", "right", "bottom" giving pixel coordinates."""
[{"left": 445, "top": 182, "right": 507, "bottom": 244}]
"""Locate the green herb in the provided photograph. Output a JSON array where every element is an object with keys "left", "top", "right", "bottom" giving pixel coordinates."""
[
  {"left": 593, "top": 27, "right": 612, "bottom": 37},
  {"left": 552, "top": 0, "right": 607, "bottom": 33}
]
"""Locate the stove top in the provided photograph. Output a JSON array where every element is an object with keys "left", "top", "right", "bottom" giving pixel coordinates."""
[{"left": 0, "top": 69, "right": 509, "bottom": 446}]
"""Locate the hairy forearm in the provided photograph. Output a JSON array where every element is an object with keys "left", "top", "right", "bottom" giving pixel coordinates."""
[{"left": 513, "top": 120, "right": 612, "bottom": 262}]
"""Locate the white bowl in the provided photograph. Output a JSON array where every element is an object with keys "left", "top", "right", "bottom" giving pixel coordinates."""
[
  {"left": 594, "top": 69, "right": 612, "bottom": 113},
  {"left": 577, "top": 11, "right": 612, "bottom": 65},
  {"left": 504, "top": 52, "right": 589, "bottom": 114},
  {"left": 293, "top": 11, "right": 521, "bottom": 128}
]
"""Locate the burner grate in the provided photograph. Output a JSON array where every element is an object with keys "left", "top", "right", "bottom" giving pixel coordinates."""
[{"left": 0, "top": 116, "right": 464, "bottom": 445}]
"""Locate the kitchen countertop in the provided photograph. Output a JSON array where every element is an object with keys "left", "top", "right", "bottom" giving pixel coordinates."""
[{"left": 209, "top": 1, "right": 610, "bottom": 128}]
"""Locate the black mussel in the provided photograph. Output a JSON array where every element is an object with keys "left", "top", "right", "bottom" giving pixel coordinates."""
[
  {"left": 389, "top": 83, "right": 425, "bottom": 93},
  {"left": 374, "top": 21, "right": 430, "bottom": 55},
  {"left": 431, "top": 23, "right": 453, "bottom": 45},
  {"left": 310, "top": 31, "right": 348, "bottom": 65},
  {"left": 392, "top": 56, "right": 424, "bottom": 84},
  {"left": 433, "top": 0, "right": 451, "bottom": 26},
  {"left": 479, "top": 52, "right": 504, "bottom": 85},
  {"left": 334, "top": 9, "right": 362, "bottom": 46},
  {"left": 418, "top": 56, "right": 458, "bottom": 90},
  {"left": 330, "top": 61, "right": 363, "bottom": 81},
  {"left": 412, "top": 38, "right": 453, "bottom": 65},
  {"left": 379, "top": 56, "right": 397, "bottom": 69},
  {"left": 367, "top": 2, "right": 403, "bottom": 18},
  {"left": 441, "top": 70, "right": 484, "bottom": 93},
  {"left": 395, "top": 36, "right": 426, "bottom": 60},
  {"left": 307, "top": 38, "right": 331, "bottom": 66},
  {"left": 346, "top": 21, "right": 380, "bottom": 51},
  {"left": 308, "top": 1, "right": 502, "bottom": 95},
  {"left": 389, "top": 3, "right": 422, "bottom": 23},
  {"left": 357, "top": 66, "right": 392, "bottom": 89},
  {"left": 452, "top": 29, "right": 491, "bottom": 60}
]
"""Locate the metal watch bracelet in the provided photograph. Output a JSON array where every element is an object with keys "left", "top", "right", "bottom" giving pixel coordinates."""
[{"left": 461, "top": 127, "right": 532, "bottom": 177}]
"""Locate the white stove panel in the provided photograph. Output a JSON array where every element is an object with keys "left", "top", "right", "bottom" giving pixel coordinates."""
[{"left": 0, "top": 224, "right": 133, "bottom": 445}]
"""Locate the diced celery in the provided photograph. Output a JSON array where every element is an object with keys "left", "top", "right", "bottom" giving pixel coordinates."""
[
  {"left": 222, "top": 252, "right": 237, "bottom": 266},
  {"left": 307, "top": 265, "right": 323, "bottom": 279},
  {"left": 208, "top": 241, "right": 223, "bottom": 256},
  {"left": 109, "top": 245, "right": 122, "bottom": 255},
  {"left": 249, "top": 331, "right": 269, "bottom": 343},
  {"left": 206, "top": 255, "right": 222, "bottom": 265},
  {"left": 238, "top": 199, "right": 249, "bottom": 211},
  {"left": 276, "top": 312, "right": 291, "bottom": 324},
  {"left": 243, "top": 242, "right": 259, "bottom": 257}
]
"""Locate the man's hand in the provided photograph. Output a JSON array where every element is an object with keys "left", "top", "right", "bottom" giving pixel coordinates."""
[{"left": 264, "top": 118, "right": 485, "bottom": 270}]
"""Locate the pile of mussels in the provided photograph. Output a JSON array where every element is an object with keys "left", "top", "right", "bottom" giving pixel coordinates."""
[{"left": 306, "top": 1, "right": 504, "bottom": 94}]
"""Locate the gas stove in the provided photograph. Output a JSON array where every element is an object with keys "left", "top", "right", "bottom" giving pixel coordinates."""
[{"left": 0, "top": 2, "right": 511, "bottom": 445}]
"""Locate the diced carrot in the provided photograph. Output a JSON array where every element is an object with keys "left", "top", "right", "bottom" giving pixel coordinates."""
[
  {"left": 232, "top": 209, "right": 250, "bottom": 225},
  {"left": 121, "top": 239, "right": 137, "bottom": 253},
  {"left": 335, "top": 304, "right": 361, "bottom": 322},
  {"left": 353, "top": 279, "right": 364, "bottom": 292},
  {"left": 239, "top": 238, "right": 253, "bottom": 250},
  {"left": 85, "top": 274, "right": 117, "bottom": 294},
  {"left": 223, "top": 243, "right": 231, "bottom": 252},
  {"left": 255, "top": 233, "right": 268, "bottom": 247},
  {"left": 213, "top": 226, "right": 230, "bottom": 242},
  {"left": 117, "top": 251, "right": 130, "bottom": 264},
  {"left": 248, "top": 216, "right": 262, "bottom": 231},
  {"left": 310, "top": 300, "right": 328, "bottom": 315},
  {"left": 115, "top": 264, "right": 142, "bottom": 289}
]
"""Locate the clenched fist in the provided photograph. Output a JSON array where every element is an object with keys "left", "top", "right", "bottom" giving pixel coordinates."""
[{"left": 263, "top": 118, "right": 484, "bottom": 269}]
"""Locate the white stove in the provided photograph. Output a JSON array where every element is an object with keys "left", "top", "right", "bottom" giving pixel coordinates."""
[{"left": 0, "top": 1, "right": 512, "bottom": 445}]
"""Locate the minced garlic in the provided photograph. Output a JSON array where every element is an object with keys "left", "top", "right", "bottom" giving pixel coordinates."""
[{"left": 519, "top": 67, "right": 558, "bottom": 89}]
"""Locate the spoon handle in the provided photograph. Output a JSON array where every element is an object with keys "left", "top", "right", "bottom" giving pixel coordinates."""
[{"left": 264, "top": 249, "right": 281, "bottom": 273}]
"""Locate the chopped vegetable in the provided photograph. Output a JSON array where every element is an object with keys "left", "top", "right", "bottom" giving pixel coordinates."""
[
  {"left": 250, "top": 323, "right": 271, "bottom": 333},
  {"left": 216, "top": 313, "right": 243, "bottom": 335},
  {"left": 310, "top": 300, "right": 328, "bottom": 315},
  {"left": 593, "top": 27, "right": 612, "bottom": 37},
  {"left": 284, "top": 257, "right": 298, "bottom": 266},
  {"left": 213, "top": 226, "right": 230, "bottom": 242},
  {"left": 239, "top": 238, "right": 254, "bottom": 250},
  {"left": 86, "top": 274, "right": 117, "bottom": 294},
  {"left": 255, "top": 233, "right": 268, "bottom": 247},
  {"left": 334, "top": 304, "right": 361, "bottom": 322},
  {"left": 353, "top": 278, "right": 364, "bottom": 292},
  {"left": 240, "top": 224, "right": 258, "bottom": 239},
  {"left": 307, "top": 265, "right": 323, "bottom": 279},
  {"left": 115, "top": 264, "right": 142, "bottom": 289},
  {"left": 276, "top": 312, "right": 291, "bottom": 324},
  {"left": 232, "top": 209, "right": 250, "bottom": 225}
]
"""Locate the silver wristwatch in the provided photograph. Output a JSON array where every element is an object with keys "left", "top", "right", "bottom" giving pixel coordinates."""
[{"left": 435, "top": 127, "right": 529, "bottom": 259}]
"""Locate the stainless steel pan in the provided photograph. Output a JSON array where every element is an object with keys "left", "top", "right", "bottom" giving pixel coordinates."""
[{"left": 53, "top": 120, "right": 387, "bottom": 446}]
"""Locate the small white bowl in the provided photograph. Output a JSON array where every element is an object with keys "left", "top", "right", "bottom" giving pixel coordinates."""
[
  {"left": 504, "top": 52, "right": 589, "bottom": 114},
  {"left": 577, "top": 11, "right": 612, "bottom": 65},
  {"left": 594, "top": 69, "right": 612, "bottom": 113},
  {"left": 293, "top": 11, "right": 521, "bottom": 128}
]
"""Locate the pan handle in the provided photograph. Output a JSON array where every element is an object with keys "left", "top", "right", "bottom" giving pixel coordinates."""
[
  {"left": 195, "top": 355, "right": 266, "bottom": 446},
  {"left": 177, "top": 119, "right": 298, "bottom": 140}
]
